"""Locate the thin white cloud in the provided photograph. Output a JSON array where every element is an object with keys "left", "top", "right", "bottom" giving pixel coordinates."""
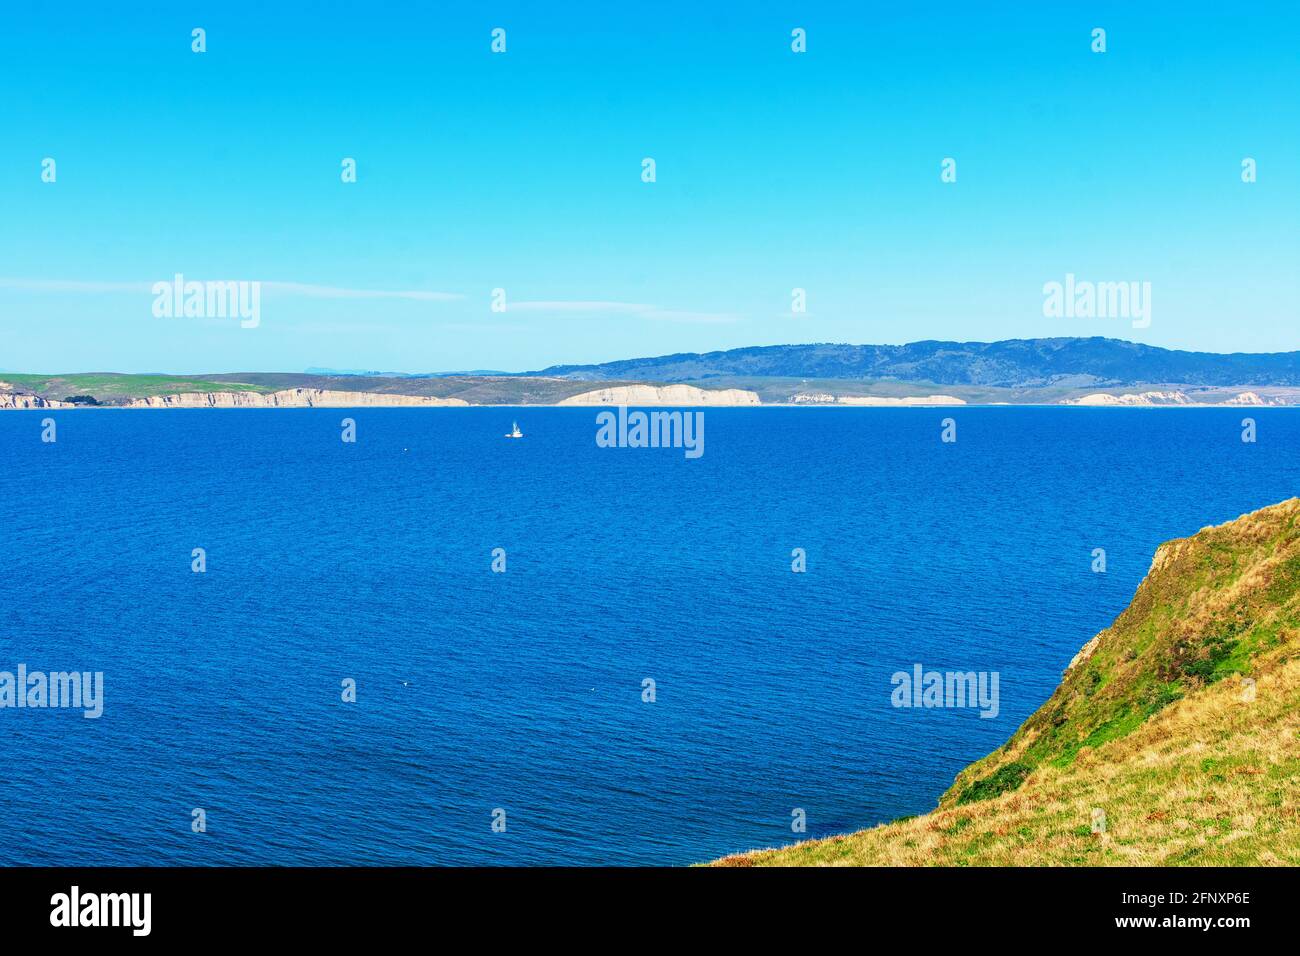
[
  {"left": 0, "top": 282, "right": 736, "bottom": 321},
  {"left": 0, "top": 278, "right": 153, "bottom": 293},
  {"left": 0, "top": 278, "right": 464, "bottom": 301},
  {"left": 510, "top": 300, "right": 653, "bottom": 313},
  {"left": 441, "top": 322, "right": 532, "bottom": 333},
  {"left": 510, "top": 300, "right": 740, "bottom": 324},
  {"left": 639, "top": 309, "right": 741, "bottom": 325},
  {"left": 261, "top": 282, "right": 464, "bottom": 302}
]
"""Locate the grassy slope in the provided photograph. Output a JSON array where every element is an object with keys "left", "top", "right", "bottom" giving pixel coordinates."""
[
  {"left": 0, "top": 373, "right": 269, "bottom": 400},
  {"left": 211, "top": 374, "right": 644, "bottom": 405},
  {"left": 718, "top": 498, "right": 1300, "bottom": 866},
  {"left": 0, "top": 373, "right": 651, "bottom": 405}
]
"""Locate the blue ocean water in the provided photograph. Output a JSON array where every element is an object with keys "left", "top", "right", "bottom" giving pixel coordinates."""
[{"left": 0, "top": 406, "right": 1296, "bottom": 866}]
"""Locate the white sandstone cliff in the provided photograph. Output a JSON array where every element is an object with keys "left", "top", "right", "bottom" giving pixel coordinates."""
[{"left": 557, "top": 384, "right": 760, "bottom": 406}]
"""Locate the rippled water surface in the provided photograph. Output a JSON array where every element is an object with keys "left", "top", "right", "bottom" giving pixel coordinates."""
[{"left": 1, "top": 407, "right": 1295, "bottom": 864}]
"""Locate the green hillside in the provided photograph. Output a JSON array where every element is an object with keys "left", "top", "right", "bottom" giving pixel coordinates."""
[
  {"left": 0, "top": 373, "right": 269, "bottom": 401},
  {"left": 0, "top": 372, "right": 646, "bottom": 405}
]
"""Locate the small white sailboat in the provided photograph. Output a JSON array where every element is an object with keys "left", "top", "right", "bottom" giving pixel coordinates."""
[{"left": 504, "top": 421, "right": 523, "bottom": 439}]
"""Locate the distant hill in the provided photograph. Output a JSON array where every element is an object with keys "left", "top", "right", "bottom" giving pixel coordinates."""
[
  {"left": 532, "top": 337, "right": 1300, "bottom": 388},
  {"left": 9, "top": 338, "right": 1300, "bottom": 407},
  {"left": 717, "top": 498, "right": 1300, "bottom": 866}
]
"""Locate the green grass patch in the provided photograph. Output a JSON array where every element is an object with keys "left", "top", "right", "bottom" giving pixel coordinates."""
[{"left": 955, "top": 762, "right": 1032, "bottom": 805}]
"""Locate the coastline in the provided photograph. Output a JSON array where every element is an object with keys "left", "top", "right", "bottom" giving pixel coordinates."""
[
  {"left": 4, "top": 380, "right": 1298, "bottom": 411},
  {"left": 5, "top": 402, "right": 1297, "bottom": 410},
  {"left": 4, "top": 399, "right": 1297, "bottom": 410}
]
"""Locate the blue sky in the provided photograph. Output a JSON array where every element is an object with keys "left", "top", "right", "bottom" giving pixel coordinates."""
[{"left": 1, "top": 1, "right": 1297, "bottom": 373}]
